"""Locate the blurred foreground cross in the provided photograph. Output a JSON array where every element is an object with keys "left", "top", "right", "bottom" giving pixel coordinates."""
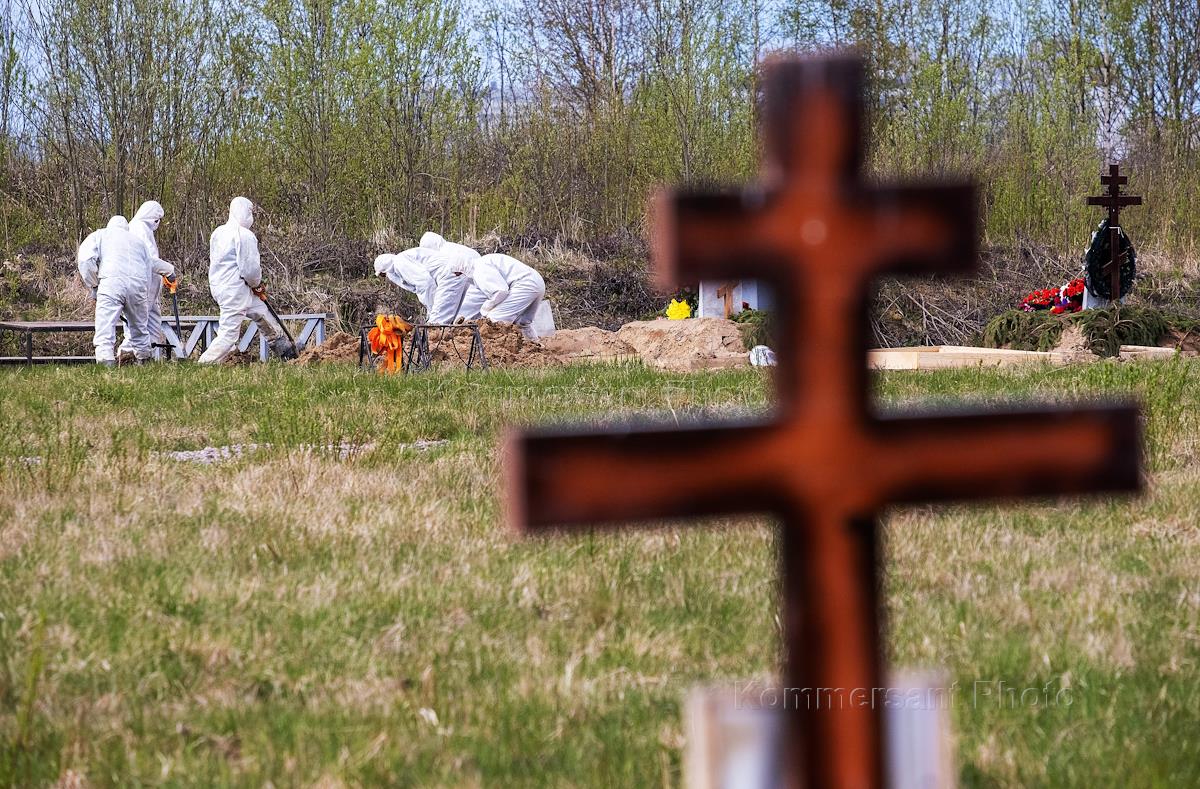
[{"left": 506, "top": 54, "right": 1141, "bottom": 789}]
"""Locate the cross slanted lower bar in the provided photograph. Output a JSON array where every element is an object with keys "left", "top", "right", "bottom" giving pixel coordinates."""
[
  {"left": 506, "top": 55, "right": 1142, "bottom": 789},
  {"left": 1087, "top": 163, "right": 1142, "bottom": 302}
]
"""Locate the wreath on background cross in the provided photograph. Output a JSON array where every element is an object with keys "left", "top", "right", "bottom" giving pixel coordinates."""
[{"left": 1084, "top": 219, "right": 1136, "bottom": 301}]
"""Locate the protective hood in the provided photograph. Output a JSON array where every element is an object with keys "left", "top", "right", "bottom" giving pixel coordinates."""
[
  {"left": 420, "top": 232, "right": 445, "bottom": 250},
  {"left": 133, "top": 200, "right": 164, "bottom": 226},
  {"left": 373, "top": 254, "right": 394, "bottom": 277},
  {"left": 107, "top": 216, "right": 129, "bottom": 230},
  {"left": 228, "top": 196, "right": 254, "bottom": 229}
]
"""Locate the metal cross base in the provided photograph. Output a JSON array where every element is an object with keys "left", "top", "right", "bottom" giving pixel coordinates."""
[{"left": 357, "top": 323, "right": 488, "bottom": 372}]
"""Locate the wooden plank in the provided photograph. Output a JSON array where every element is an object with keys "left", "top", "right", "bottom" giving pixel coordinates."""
[
  {"left": 1119, "top": 345, "right": 1175, "bottom": 360},
  {"left": 0, "top": 321, "right": 95, "bottom": 331},
  {"left": 0, "top": 314, "right": 328, "bottom": 332},
  {"left": 160, "top": 324, "right": 185, "bottom": 359},
  {"left": 237, "top": 324, "right": 259, "bottom": 352},
  {"left": 0, "top": 356, "right": 94, "bottom": 365},
  {"left": 295, "top": 318, "right": 319, "bottom": 349},
  {"left": 173, "top": 312, "right": 329, "bottom": 322},
  {"left": 868, "top": 346, "right": 1065, "bottom": 370},
  {"left": 183, "top": 321, "right": 210, "bottom": 358}
]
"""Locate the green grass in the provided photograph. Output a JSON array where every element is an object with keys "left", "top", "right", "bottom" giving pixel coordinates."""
[{"left": 0, "top": 359, "right": 1198, "bottom": 787}]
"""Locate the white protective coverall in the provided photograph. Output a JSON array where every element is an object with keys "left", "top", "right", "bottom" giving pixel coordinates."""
[
  {"left": 77, "top": 216, "right": 152, "bottom": 362},
  {"left": 419, "top": 232, "right": 479, "bottom": 322},
  {"left": 118, "top": 200, "right": 175, "bottom": 356},
  {"left": 374, "top": 245, "right": 473, "bottom": 324},
  {"left": 464, "top": 253, "right": 546, "bottom": 334},
  {"left": 197, "top": 197, "right": 290, "bottom": 364}
]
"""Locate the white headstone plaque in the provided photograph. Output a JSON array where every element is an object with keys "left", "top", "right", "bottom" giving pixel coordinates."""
[
  {"left": 698, "top": 280, "right": 766, "bottom": 318},
  {"left": 684, "top": 672, "right": 955, "bottom": 789}
]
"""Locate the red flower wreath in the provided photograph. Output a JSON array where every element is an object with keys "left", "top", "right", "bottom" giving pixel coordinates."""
[{"left": 1022, "top": 278, "right": 1085, "bottom": 314}]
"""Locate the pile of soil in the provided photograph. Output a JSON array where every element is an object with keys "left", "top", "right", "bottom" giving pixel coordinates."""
[
  {"left": 293, "top": 331, "right": 361, "bottom": 365},
  {"left": 429, "top": 320, "right": 559, "bottom": 369},
  {"left": 614, "top": 318, "right": 748, "bottom": 372},
  {"left": 540, "top": 326, "right": 637, "bottom": 363},
  {"left": 221, "top": 349, "right": 258, "bottom": 366},
  {"left": 1159, "top": 328, "right": 1200, "bottom": 356},
  {"left": 1051, "top": 323, "right": 1097, "bottom": 362}
]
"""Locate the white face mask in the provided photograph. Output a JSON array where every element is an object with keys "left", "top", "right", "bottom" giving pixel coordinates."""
[{"left": 150, "top": 218, "right": 161, "bottom": 231}]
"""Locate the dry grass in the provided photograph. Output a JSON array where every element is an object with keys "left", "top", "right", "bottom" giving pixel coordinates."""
[{"left": 0, "top": 360, "right": 1198, "bottom": 786}]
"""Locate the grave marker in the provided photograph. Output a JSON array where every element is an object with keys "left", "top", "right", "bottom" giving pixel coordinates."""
[
  {"left": 699, "top": 280, "right": 765, "bottom": 318},
  {"left": 506, "top": 54, "right": 1142, "bottom": 788},
  {"left": 1086, "top": 163, "right": 1141, "bottom": 303}
]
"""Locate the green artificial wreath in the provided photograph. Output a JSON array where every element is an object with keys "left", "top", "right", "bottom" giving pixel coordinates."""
[{"left": 1084, "top": 219, "right": 1136, "bottom": 300}]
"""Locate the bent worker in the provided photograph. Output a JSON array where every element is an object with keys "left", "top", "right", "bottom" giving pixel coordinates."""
[
  {"left": 77, "top": 216, "right": 153, "bottom": 366},
  {"left": 118, "top": 200, "right": 175, "bottom": 359},
  {"left": 419, "top": 233, "right": 478, "bottom": 321},
  {"left": 420, "top": 232, "right": 480, "bottom": 268},
  {"left": 462, "top": 253, "right": 546, "bottom": 337},
  {"left": 374, "top": 245, "right": 472, "bottom": 325},
  {"left": 197, "top": 197, "right": 297, "bottom": 364}
]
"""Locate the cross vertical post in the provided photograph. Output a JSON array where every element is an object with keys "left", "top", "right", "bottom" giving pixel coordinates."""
[{"left": 506, "top": 55, "right": 1142, "bottom": 788}]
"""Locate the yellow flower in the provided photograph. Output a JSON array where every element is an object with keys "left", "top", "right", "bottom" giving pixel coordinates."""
[{"left": 666, "top": 299, "right": 692, "bottom": 320}]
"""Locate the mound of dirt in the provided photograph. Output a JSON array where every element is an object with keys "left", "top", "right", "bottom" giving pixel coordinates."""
[
  {"left": 222, "top": 349, "right": 258, "bottom": 366},
  {"left": 293, "top": 331, "right": 362, "bottom": 365},
  {"left": 1159, "top": 328, "right": 1200, "bottom": 357},
  {"left": 615, "top": 318, "right": 748, "bottom": 372},
  {"left": 1051, "top": 323, "right": 1098, "bottom": 362},
  {"left": 541, "top": 327, "right": 637, "bottom": 363},
  {"left": 429, "top": 320, "right": 559, "bottom": 369}
]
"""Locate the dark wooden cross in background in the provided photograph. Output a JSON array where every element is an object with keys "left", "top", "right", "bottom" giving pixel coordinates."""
[
  {"left": 506, "top": 55, "right": 1141, "bottom": 789},
  {"left": 1087, "top": 163, "right": 1142, "bottom": 302}
]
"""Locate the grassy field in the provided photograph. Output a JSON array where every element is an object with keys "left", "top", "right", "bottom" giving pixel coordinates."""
[{"left": 0, "top": 359, "right": 1198, "bottom": 787}]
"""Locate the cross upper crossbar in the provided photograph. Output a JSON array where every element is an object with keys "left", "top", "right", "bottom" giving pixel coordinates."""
[
  {"left": 506, "top": 55, "right": 1141, "bottom": 788},
  {"left": 1088, "top": 163, "right": 1142, "bottom": 223}
]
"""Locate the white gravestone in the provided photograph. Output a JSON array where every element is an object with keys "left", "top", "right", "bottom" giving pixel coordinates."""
[{"left": 684, "top": 672, "right": 956, "bottom": 789}]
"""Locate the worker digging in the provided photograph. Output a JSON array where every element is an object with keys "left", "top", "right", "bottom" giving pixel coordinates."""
[{"left": 196, "top": 197, "right": 298, "bottom": 364}]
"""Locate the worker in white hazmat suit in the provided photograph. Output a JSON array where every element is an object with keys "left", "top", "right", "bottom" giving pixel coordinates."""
[
  {"left": 197, "top": 197, "right": 296, "bottom": 364},
  {"left": 374, "top": 245, "right": 472, "bottom": 324},
  {"left": 462, "top": 253, "right": 546, "bottom": 336},
  {"left": 77, "top": 216, "right": 153, "bottom": 365},
  {"left": 118, "top": 200, "right": 176, "bottom": 358},
  {"left": 418, "top": 232, "right": 479, "bottom": 322},
  {"left": 420, "top": 232, "right": 480, "bottom": 268}
]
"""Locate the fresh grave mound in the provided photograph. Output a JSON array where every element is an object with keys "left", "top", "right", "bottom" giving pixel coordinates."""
[
  {"left": 293, "top": 331, "right": 361, "bottom": 365},
  {"left": 428, "top": 319, "right": 559, "bottom": 369},
  {"left": 221, "top": 348, "right": 258, "bottom": 366},
  {"left": 983, "top": 306, "right": 1180, "bottom": 357},
  {"left": 616, "top": 318, "right": 748, "bottom": 372},
  {"left": 540, "top": 326, "right": 637, "bottom": 363}
]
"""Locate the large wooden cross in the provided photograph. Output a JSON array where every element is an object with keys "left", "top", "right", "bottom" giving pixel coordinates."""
[
  {"left": 506, "top": 55, "right": 1141, "bottom": 789},
  {"left": 1086, "top": 163, "right": 1142, "bottom": 302}
]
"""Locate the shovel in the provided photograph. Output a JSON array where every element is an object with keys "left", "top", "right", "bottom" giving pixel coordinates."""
[
  {"left": 250, "top": 282, "right": 298, "bottom": 359},
  {"left": 164, "top": 274, "right": 183, "bottom": 359}
]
